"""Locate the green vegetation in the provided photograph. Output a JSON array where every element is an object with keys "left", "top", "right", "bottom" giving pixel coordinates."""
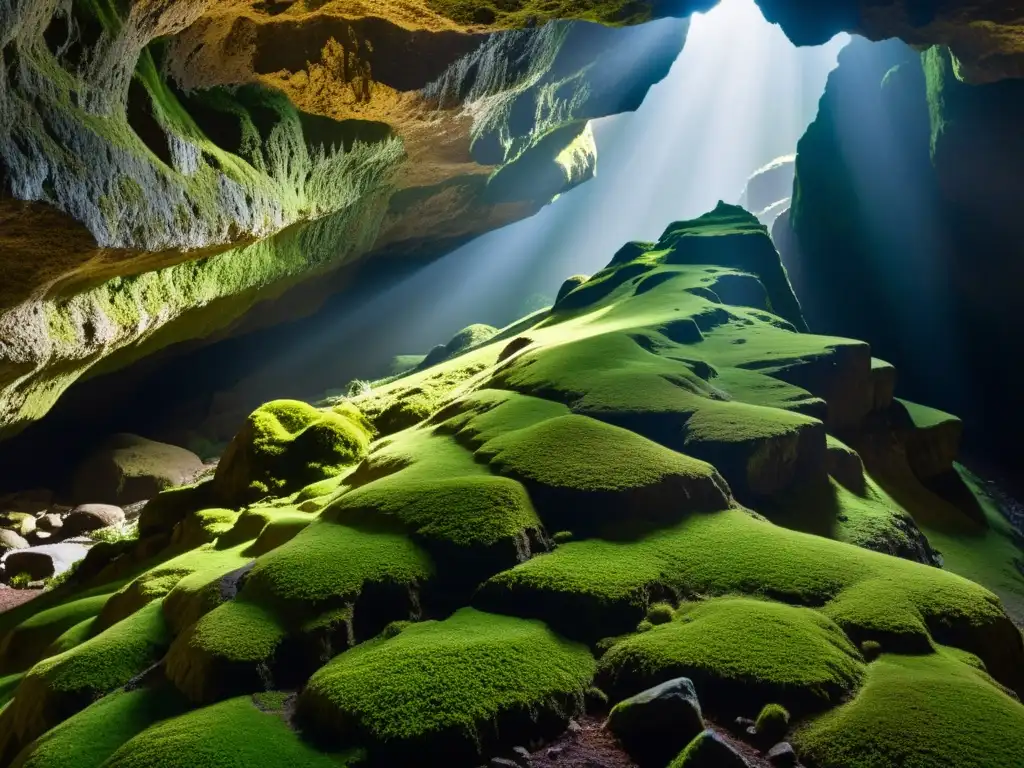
[
  {"left": 0, "top": 601, "right": 170, "bottom": 758},
  {"left": 598, "top": 597, "right": 863, "bottom": 716},
  {"left": 428, "top": 0, "right": 661, "bottom": 27},
  {"left": 754, "top": 703, "right": 791, "bottom": 743},
  {"left": 794, "top": 651, "right": 1024, "bottom": 768},
  {"left": 166, "top": 599, "right": 286, "bottom": 703},
  {"left": 298, "top": 608, "right": 595, "bottom": 759},
  {"left": 103, "top": 696, "right": 361, "bottom": 768},
  {"left": 213, "top": 400, "right": 372, "bottom": 506},
  {"left": 10, "top": 687, "right": 190, "bottom": 768},
  {"left": 8, "top": 574, "right": 33, "bottom": 590},
  {"left": 241, "top": 519, "right": 433, "bottom": 622}
]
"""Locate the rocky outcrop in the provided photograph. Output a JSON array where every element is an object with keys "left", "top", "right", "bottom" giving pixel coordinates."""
[
  {"left": 780, "top": 35, "right": 1024, "bottom": 464},
  {"left": 71, "top": 433, "right": 205, "bottom": 505},
  {"left": 0, "top": 0, "right": 691, "bottom": 440}
]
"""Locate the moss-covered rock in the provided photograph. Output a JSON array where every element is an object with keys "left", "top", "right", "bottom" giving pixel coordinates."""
[
  {"left": 599, "top": 598, "right": 864, "bottom": 717},
  {"left": 212, "top": 400, "right": 371, "bottom": 507},
  {"left": 297, "top": 608, "right": 595, "bottom": 764}
]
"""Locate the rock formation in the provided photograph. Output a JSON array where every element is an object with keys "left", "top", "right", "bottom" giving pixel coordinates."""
[
  {"left": 0, "top": 205, "right": 1020, "bottom": 768},
  {"left": 0, "top": 0, "right": 692, "bottom": 440},
  {"left": 779, "top": 34, "right": 1024, "bottom": 466}
]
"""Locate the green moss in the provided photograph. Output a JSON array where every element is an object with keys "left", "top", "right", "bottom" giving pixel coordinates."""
[
  {"left": 329, "top": 474, "right": 539, "bottom": 550},
  {"left": 166, "top": 599, "right": 286, "bottom": 702},
  {"left": 241, "top": 519, "right": 433, "bottom": 624},
  {"left": 477, "top": 508, "right": 1015, "bottom": 692},
  {"left": 0, "top": 601, "right": 170, "bottom": 759},
  {"left": 598, "top": 597, "right": 863, "bottom": 716},
  {"left": 0, "top": 593, "right": 114, "bottom": 675},
  {"left": 475, "top": 413, "right": 729, "bottom": 534},
  {"left": 10, "top": 686, "right": 190, "bottom": 768},
  {"left": 754, "top": 703, "right": 790, "bottom": 743},
  {"left": 646, "top": 602, "right": 674, "bottom": 625},
  {"left": 213, "top": 400, "right": 371, "bottom": 506},
  {"left": 794, "top": 650, "right": 1024, "bottom": 768},
  {"left": 298, "top": 608, "right": 595, "bottom": 760},
  {"left": 103, "top": 696, "right": 360, "bottom": 768}
]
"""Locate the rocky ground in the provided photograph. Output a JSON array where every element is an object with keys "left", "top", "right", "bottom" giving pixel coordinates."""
[{"left": 0, "top": 205, "right": 1020, "bottom": 768}]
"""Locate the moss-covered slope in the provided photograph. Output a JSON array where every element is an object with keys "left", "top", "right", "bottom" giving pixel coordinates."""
[{"left": 0, "top": 204, "right": 1021, "bottom": 767}]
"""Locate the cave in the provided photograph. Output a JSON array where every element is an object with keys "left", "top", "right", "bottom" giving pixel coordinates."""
[{"left": 0, "top": 1, "right": 1023, "bottom": 767}]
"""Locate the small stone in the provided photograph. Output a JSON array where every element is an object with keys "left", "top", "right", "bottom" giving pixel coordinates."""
[
  {"left": 566, "top": 719, "right": 583, "bottom": 735},
  {"left": 732, "top": 717, "right": 756, "bottom": 734},
  {"left": 746, "top": 725, "right": 759, "bottom": 739},
  {"left": 0, "top": 529, "right": 29, "bottom": 553},
  {"left": 63, "top": 504, "right": 125, "bottom": 535},
  {"left": 490, "top": 760, "right": 519, "bottom": 768},
  {"left": 27, "top": 530, "right": 52, "bottom": 545},
  {"left": 37, "top": 514, "right": 63, "bottom": 532},
  {"left": 546, "top": 747, "right": 563, "bottom": 759},
  {"left": 767, "top": 742, "right": 798, "bottom": 767},
  {"left": 607, "top": 678, "right": 704, "bottom": 765},
  {"left": 511, "top": 746, "right": 531, "bottom": 766}
]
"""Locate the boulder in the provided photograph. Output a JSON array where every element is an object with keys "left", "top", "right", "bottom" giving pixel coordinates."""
[
  {"left": 71, "top": 433, "right": 205, "bottom": 506},
  {"left": 36, "top": 513, "right": 64, "bottom": 532},
  {"left": 62, "top": 504, "right": 125, "bottom": 536},
  {"left": 0, "top": 529, "right": 29, "bottom": 553},
  {"left": 3, "top": 542, "right": 89, "bottom": 580},
  {"left": 767, "top": 742, "right": 798, "bottom": 767},
  {"left": 607, "top": 678, "right": 705, "bottom": 765},
  {"left": 0, "top": 512, "right": 36, "bottom": 537},
  {"left": 670, "top": 730, "right": 749, "bottom": 768}
]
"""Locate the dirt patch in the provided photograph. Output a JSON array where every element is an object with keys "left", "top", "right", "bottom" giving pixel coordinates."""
[
  {"left": 0, "top": 586, "right": 42, "bottom": 614},
  {"left": 526, "top": 718, "right": 777, "bottom": 768}
]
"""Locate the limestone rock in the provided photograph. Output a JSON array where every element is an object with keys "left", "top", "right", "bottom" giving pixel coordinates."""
[
  {"left": 3, "top": 543, "right": 89, "bottom": 581},
  {"left": 0, "top": 512, "right": 36, "bottom": 538},
  {"left": 71, "top": 434, "right": 205, "bottom": 506},
  {"left": 607, "top": 678, "right": 705, "bottom": 765},
  {"left": 36, "top": 513, "right": 63, "bottom": 533},
  {"left": 0, "top": 529, "right": 29, "bottom": 554},
  {"left": 62, "top": 504, "right": 126, "bottom": 536}
]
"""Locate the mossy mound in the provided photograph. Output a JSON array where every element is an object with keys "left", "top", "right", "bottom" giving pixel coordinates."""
[
  {"left": 297, "top": 608, "right": 595, "bottom": 764},
  {"left": 794, "top": 650, "right": 1024, "bottom": 768},
  {"left": 477, "top": 509, "right": 1019, "bottom": 688},
  {"left": 166, "top": 599, "right": 286, "bottom": 703},
  {"left": 102, "top": 695, "right": 359, "bottom": 768},
  {"left": 212, "top": 400, "right": 371, "bottom": 507},
  {"left": 10, "top": 687, "right": 190, "bottom": 768},
  {"left": 476, "top": 413, "right": 730, "bottom": 535},
  {"left": 0, "top": 601, "right": 170, "bottom": 761},
  {"left": 598, "top": 597, "right": 864, "bottom": 716}
]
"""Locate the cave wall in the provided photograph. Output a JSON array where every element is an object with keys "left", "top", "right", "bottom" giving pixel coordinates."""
[
  {"left": 780, "top": 35, "right": 1024, "bottom": 461},
  {"left": 0, "top": 0, "right": 692, "bottom": 441}
]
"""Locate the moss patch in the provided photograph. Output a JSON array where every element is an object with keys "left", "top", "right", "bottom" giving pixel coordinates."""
[
  {"left": 298, "top": 608, "right": 595, "bottom": 761},
  {"left": 10, "top": 686, "right": 190, "bottom": 768},
  {"left": 103, "top": 696, "right": 359, "bottom": 768},
  {"left": 598, "top": 597, "right": 863, "bottom": 716},
  {"left": 794, "top": 650, "right": 1024, "bottom": 768},
  {"left": 213, "top": 400, "right": 371, "bottom": 507}
]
